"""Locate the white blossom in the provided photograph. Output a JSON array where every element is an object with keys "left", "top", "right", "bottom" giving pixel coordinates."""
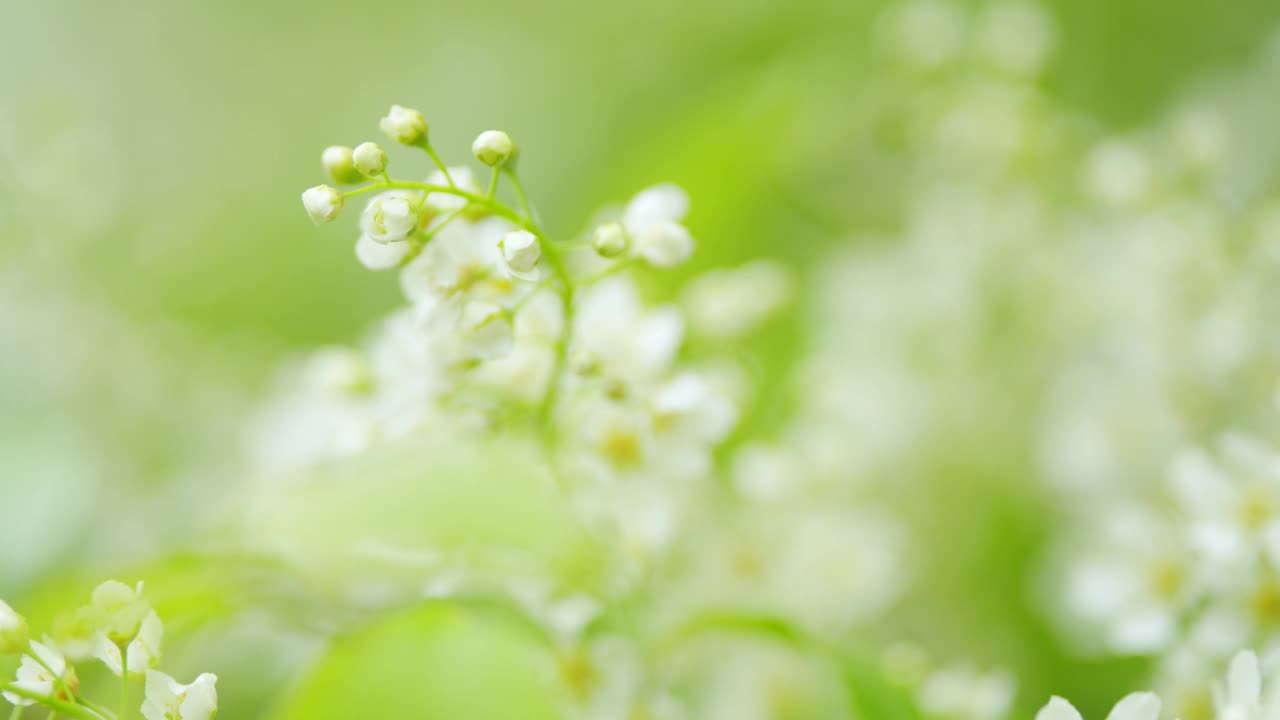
[
  {"left": 622, "top": 184, "right": 695, "bottom": 267},
  {"left": 4, "top": 639, "right": 74, "bottom": 707},
  {"left": 360, "top": 189, "right": 421, "bottom": 244},
  {"left": 141, "top": 670, "right": 218, "bottom": 720},
  {"left": 95, "top": 609, "right": 163, "bottom": 677}
]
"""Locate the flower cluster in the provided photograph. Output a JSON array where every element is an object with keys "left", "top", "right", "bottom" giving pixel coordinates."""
[
  {"left": 278, "top": 105, "right": 893, "bottom": 717},
  {"left": 1, "top": 581, "right": 217, "bottom": 720}
]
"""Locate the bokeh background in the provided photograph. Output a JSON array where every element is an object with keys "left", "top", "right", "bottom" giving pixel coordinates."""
[{"left": 5, "top": 0, "right": 1280, "bottom": 717}]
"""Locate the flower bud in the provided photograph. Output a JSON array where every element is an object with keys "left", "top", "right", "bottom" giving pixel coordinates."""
[
  {"left": 500, "top": 229, "right": 541, "bottom": 273},
  {"left": 380, "top": 104, "right": 429, "bottom": 146},
  {"left": 635, "top": 221, "right": 694, "bottom": 268},
  {"left": 360, "top": 190, "right": 420, "bottom": 244},
  {"left": 301, "top": 185, "right": 344, "bottom": 224},
  {"left": 591, "top": 222, "right": 629, "bottom": 259},
  {"left": 352, "top": 142, "right": 388, "bottom": 177},
  {"left": 321, "top": 146, "right": 364, "bottom": 185},
  {"left": 0, "top": 600, "right": 29, "bottom": 654},
  {"left": 472, "top": 130, "right": 516, "bottom": 168}
]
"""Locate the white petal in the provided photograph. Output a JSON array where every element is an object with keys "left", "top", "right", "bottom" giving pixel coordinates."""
[
  {"left": 1036, "top": 696, "right": 1084, "bottom": 720},
  {"left": 623, "top": 183, "right": 689, "bottom": 234},
  {"left": 1106, "top": 692, "right": 1161, "bottom": 720},
  {"left": 355, "top": 234, "right": 410, "bottom": 271},
  {"left": 1228, "top": 650, "right": 1262, "bottom": 706}
]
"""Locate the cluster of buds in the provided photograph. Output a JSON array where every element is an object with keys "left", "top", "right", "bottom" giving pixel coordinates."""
[{"left": 0, "top": 581, "right": 217, "bottom": 720}]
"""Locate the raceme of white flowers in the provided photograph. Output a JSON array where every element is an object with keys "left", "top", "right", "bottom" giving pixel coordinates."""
[
  {"left": 257, "top": 0, "right": 1280, "bottom": 716},
  {"left": 1, "top": 580, "right": 217, "bottom": 720}
]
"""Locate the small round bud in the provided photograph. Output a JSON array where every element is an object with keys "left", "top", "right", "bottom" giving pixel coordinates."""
[
  {"left": 472, "top": 130, "right": 516, "bottom": 167},
  {"left": 591, "top": 222, "right": 629, "bottom": 259},
  {"left": 301, "top": 185, "right": 344, "bottom": 224},
  {"left": 352, "top": 142, "right": 388, "bottom": 177},
  {"left": 0, "top": 599, "right": 29, "bottom": 654},
  {"left": 322, "top": 146, "right": 364, "bottom": 185},
  {"left": 380, "top": 104, "right": 429, "bottom": 146},
  {"left": 499, "top": 229, "right": 541, "bottom": 274}
]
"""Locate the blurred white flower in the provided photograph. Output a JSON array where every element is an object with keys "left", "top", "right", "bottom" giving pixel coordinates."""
[
  {"left": 4, "top": 639, "right": 74, "bottom": 707},
  {"left": 0, "top": 599, "right": 29, "bottom": 654},
  {"left": 96, "top": 609, "right": 163, "bottom": 677},
  {"left": 622, "top": 184, "right": 695, "bottom": 267},
  {"left": 917, "top": 665, "right": 1016, "bottom": 720},
  {"left": 355, "top": 232, "right": 411, "bottom": 270}
]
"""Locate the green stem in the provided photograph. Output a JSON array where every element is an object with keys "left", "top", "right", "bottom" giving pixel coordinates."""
[
  {"left": 0, "top": 687, "right": 101, "bottom": 720},
  {"left": 118, "top": 646, "right": 128, "bottom": 720},
  {"left": 419, "top": 142, "right": 455, "bottom": 188},
  {"left": 503, "top": 169, "right": 534, "bottom": 220},
  {"left": 73, "top": 699, "right": 113, "bottom": 720},
  {"left": 9, "top": 704, "right": 22, "bottom": 720},
  {"left": 486, "top": 167, "right": 500, "bottom": 199}
]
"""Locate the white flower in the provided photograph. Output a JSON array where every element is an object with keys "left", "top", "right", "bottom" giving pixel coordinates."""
[
  {"left": 1170, "top": 436, "right": 1280, "bottom": 574},
  {"left": 454, "top": 300, "right": 514, "bottom": 362},
  {"left": 1062, "top": 506, "right": 1194, "bottom": 654},
  {"left": 379, "top": 104, "right": 428, "bottom": 146},
  {"left": 622, "top": 184, "right": 694, "bottom": 268},
  {"left": 355, "top": 233, "right": 411, "bottom": 270},
  {"left": 1085, "top": 139, "right": 1151, "bottom": 208},
  {"left": 889, "top": 0, "right": 966, "bottom": 68},
  {"left": 0, "top": 599, "right": 29, "bottom": 654},
  {"left": 141, "top": 670, "right": 218, "bottom": 720},
  {"left": 499, "top": 229, "right": 541, "bottom": 278},
  {"left": 352, "top": 141, "right": 387, "bottom": 177},
  {"left": 90, "top": 580, "right": 150, "bottom": 645},
  {"left": 591, "top": 222, "right": 629, "bottom": 258},
  {"left": 917, "top": 666, "right": 1015, "bottom": 720},
  {"left": 683, "top": 260, "right": 792, "bottom": 339},
  {"left": 399, "top": 217, "right": 515, "bottom": 304},
  {"left": 321, "top": 145, "right": 362, "bottom": 184},
  {"left": 4, "top": 639, "right": 74, "bottom": 707},
  {"left": 301, "top": 185, "right": 343, "bottom": 224},
  {"left": 472, "top": 130, "right": 515, "bottom": 167},
  {"left": 1035, "top": 693, "right": 1161, "bottom": 720},
  {"left": 95, "top": 609, "right": 163, "bottom": 677},
  {"left": 307, "top": 347, "right": 372, "bottom": 396},
  {"left": 573, "top": 277, "right": 683, "bottom": 387},
  {"left": 975, "top": 2, "right": 1055, "bottom": 76},
  {"left": 360, "top": 190, "right": 421, "bottom": 244}
]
